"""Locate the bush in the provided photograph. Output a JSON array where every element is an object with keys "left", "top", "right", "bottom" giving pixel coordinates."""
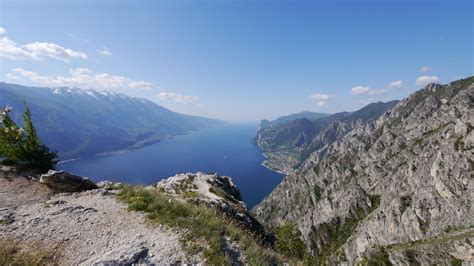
[
  {"left": 0, "top": 103, "right": 57, "bottom": 172},
  {"left": 275, "top": 222, "right": 306, "bottom": 260}
]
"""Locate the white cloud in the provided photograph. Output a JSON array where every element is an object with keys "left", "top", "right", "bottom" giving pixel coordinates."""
[
  {"left": 368, "top": 89, "right": 388, "bottom": 95},
  {"left": 0, "top": 36, "right": 86, "bottom": 62},
  {"left": 156, "top": 92, "right": 198, "bottom": 104},
  {"left": 387, "top": 80, "right": 403, "bottom": 89},
  {"left": 415, "top": 75, "right": 439, "bottom": 86},
  {"left": 350, "top": 86, "right": 370, "bottom": 95},
  {"left": 309, "top": 93, "right": 335, "bottom": 107},
  {"left": 97, "top": 46, "right": 112, "bottom": 56},
  {"left": 420, "top": 66, "right": 432, "bottom": 73},
  {"left": 0, "top": 27, "right": 6, "bottom": 35},
  {"left": 6, "top": 68, "right": 153, "bottom": 90}
]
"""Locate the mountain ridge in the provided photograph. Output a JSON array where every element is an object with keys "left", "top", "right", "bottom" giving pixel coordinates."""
[
  {"left": 255, "top": 100, "right": 398, "bottom": 174},
  {"left": 0, "top": 82, "right": 224, "bottom": 160}
]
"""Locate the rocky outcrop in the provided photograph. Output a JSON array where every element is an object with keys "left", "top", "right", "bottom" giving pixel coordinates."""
[
  {"left": 156, "top": 173, "right": 269, "bottom": 242},
  {"left": 39, "top": 170, "right": 98, "bottom": 192},
  {"left": 253, "top": 77, "right": 474, "bottom": 264}
]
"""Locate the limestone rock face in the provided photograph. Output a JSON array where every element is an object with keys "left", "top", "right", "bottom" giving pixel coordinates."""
[
  {"left": 156, "top": 173, "right": 268, "bottom": 241},
  {"left": 255, "top": 101, "right": 398, "bottom": 174},
  {"left": 39, "top": 170, "right": 97, "bottom": 192},
  {"left": 253, "top": 77, "right": 474, "bottom": 264}
]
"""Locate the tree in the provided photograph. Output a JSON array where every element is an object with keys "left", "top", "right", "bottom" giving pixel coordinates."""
[{"left": 0, "top": 102, "right": 58, "bottom": 172}]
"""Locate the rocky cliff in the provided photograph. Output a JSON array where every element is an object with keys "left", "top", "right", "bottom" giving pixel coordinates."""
[
  {"left": 255, "top": 101, "right": 398, "bottom": 174},
  {"left": 253, "top": 77, "right": 474, "bottom": 264}
]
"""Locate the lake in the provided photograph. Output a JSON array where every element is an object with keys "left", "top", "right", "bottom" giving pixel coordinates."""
[{"left": 59, "top": 123, "right": 283, "bottom": 208}]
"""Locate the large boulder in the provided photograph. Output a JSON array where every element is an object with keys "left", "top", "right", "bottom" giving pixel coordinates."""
[{"left": 39, "top": 170, "right": 97, "bottom": 192}]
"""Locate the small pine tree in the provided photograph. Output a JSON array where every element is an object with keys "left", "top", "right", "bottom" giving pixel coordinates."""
[{"left": 0, "top": 102, "right": 58, "bottom": 172}]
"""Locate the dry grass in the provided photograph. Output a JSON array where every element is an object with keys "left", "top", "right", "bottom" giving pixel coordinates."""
[{"left": 0, "top": 237, "right": 59, "bottom": 265}]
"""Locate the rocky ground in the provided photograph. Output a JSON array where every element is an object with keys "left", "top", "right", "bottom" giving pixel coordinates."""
[
  {"left": 0, "top": 166, "right": 190, "bottom": 264},
  {"left": 0, "top": 167, "right": 279, "bottom": 265}
]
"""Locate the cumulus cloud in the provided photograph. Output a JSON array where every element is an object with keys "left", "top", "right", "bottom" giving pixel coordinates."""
[
  {"left": 156, "top": 92, "right": 199, "bottom": 104},
  {"left": 0, "top": 35, "right": 86, "bottom": 62},
  {"left": 420, "top": 66, "right": 432, "bottom": 73},
  {"left": 6, "top": 68, "right": 152, "bottom": 90},
  {"left": 415, "top": 75, "right": 439, "bottom": 86},
  {"left": 387, "top": 80, "right": 403, "bottom": 89},
  {"left": 0, "top": 27, "right": 6, "bottom": 35},
  {"left": 309, "top": 93, "right": 335, "bottom": 107},
  {"left": 97, "top": 46, "right": 112, "bottom": 56},
  {"left": 351, "top": 80, "right": 403, "bottom": 96},
  {"left": 350, "top": 86, "right": 370, "bottom": 95}
]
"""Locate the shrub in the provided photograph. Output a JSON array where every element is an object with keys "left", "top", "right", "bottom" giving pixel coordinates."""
[
  {"left": 0, "top": 103, "right": 57, "bottom": 172},
  {"left": 275, "top": 222, "right": 306, "bottom": 260}
]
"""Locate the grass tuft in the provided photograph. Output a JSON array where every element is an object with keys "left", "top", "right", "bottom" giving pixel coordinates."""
[
  {"left": 117, "top": 185, "right": 284, "bottom": 265},
  {"left": 0, "top": 238, "right": 58, "bottom": 265}
]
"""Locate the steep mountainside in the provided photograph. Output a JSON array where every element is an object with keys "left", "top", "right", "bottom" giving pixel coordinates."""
[
  {"left": 255, "top": 101, "right": 397, "bottom": 174},
  {"left": 253, "top": 77, "right": 474, "bottom": 264},
  {"left": 0, "top": 82, "right": 223, "bottom": 159}
]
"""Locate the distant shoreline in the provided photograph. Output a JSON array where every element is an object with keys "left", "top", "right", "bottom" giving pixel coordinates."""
[{"left": 260, "top": 160, "right": 285, "bottom": 175}]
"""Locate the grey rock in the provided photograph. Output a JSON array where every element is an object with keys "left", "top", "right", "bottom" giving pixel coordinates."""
[
  {"left": 156, "top": 173, "right": 270, "bottom": 243},
  {"left": 40, "top": 170, "right": 98, "bottom": 192},
  {"left": 253, "top": 77, "right": 474, "bottom": 264}
]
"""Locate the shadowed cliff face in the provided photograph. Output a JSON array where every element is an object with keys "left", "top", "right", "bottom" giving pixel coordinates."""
[{"left": 253, "top": 77, "right": 474, "bottom": 264}]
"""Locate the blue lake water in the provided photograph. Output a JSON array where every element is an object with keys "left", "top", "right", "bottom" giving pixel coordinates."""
[{"left": 59, "top": 123, "right": 283, "bottom": 208}]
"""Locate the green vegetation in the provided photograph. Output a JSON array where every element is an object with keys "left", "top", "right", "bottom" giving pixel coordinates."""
[
  {"left": 314, "top": 185, "right": 323, "bottom": 201},
  {"left": 367, "top": 248, "right": 392, "bottom": 266},
  {"left": 308, "top": 195, "right": 381, "bottom": 263},
  {"left": 274, "top": 223, "right": 306, "bottom": 260},
  {"left": 0, "top": 103, "right": 57, "bottom": 172},
  {"left": 400, "top": 195, "right": 412, "bottom": 213},
  {"left": 405, "top": 250, "right": 420, "bottom": 265},
  {"left": 117, "top": 186, "right": 284, "bottom": 265},
  {"left": 451, "top": 258, "right": 463, "bottom": 266},
  {"left": 0, "top": 238, "right": 57, "bottom": 265},
  {"left": 369, "top": 195, "right": 381, "bottom": 210}
]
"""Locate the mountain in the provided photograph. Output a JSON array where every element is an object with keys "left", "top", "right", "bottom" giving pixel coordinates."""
[
  {"left": 253, "top": 77, "right": 474, "bottom": 264},
  {"left": 255, "top": 101, "right": 398, "bottom": 174},
  {"left": 259, "top": 111, "right": 330, "bottom": 128},
  {"left": 0, "top": 82, "right": 224, "bottom": 159}
]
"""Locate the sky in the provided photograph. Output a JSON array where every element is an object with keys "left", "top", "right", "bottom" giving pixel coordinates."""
[{"left": 0, "top": 0, "right": 472, "bottom": 121}]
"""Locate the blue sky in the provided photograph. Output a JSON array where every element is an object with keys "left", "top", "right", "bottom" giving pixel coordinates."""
[{"left": 0, "top": 0, "right": 472, "bottom": 121}]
